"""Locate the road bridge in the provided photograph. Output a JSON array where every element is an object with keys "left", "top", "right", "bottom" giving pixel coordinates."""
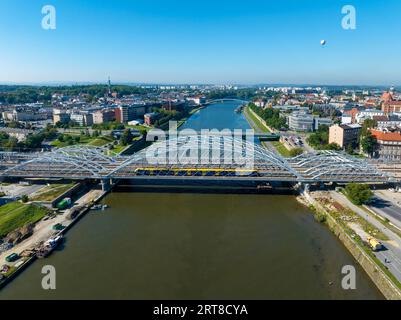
[{"left": 205, "top": 98, "right": 249, "bottom": 105}]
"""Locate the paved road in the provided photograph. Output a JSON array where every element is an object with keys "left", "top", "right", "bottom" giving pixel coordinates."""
[
  {"left": 368, "top": 191, "right": 401, "bottom": 230},
  {"left": 329, "top": 191, "right": 401, "bottom": 282},
  {"left": 0, "top": 184, "right": 44, "bottom": 199},
  {"left": 279, "top": 132, "right": 314, "bottom": 153}
]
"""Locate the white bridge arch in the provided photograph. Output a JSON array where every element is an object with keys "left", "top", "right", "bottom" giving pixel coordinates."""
[{"left": 0, "top": 136, "right": 392, "bottom": 183}]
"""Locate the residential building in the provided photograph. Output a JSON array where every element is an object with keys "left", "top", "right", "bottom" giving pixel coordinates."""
[
  {"left": 370, "top": 128, "right": 401, "bottom": 160},
  {"left": 70, "top": 113, "right": 93, "bottom": 126},
  {"left": 382, "top": 101, "right": 401, "bottom": 114},
  {"left": 356, "top": 109, "right": 384, "bottom": 124},
  {"left": 341, "top": 114, "right": 352, "bottom": 125},
  {"left": 2, "top": 109, "right": 48, "bottom": 122},
  {"left": 343, "top": 107, "right": 361, "bottom": 124},
  {"left": 53, "top": 109, "right": 70, "bottom": 125},
  {"left": 115, "top": 105, "right": 147, "bottom": 123},
  {"left": 254, "top": 99, "right": 266, "bottom": 108},
  {"left": 93, "top": 109, "right": 116, "bottom": 124},
  {"left": 314, "top": 117, "right": 332, "bottom": 131},
  {"left": 187, "top": 95, "right": 206, "bottom": 105},
  {"left": 144, "top": 112, "right": 159, "bottom": 126},
  {"left": 329, "top": 124, "right": 361, "bottom": 149},
  {"left": 0, "top": 128, "right": 35, "bottom": 142}
]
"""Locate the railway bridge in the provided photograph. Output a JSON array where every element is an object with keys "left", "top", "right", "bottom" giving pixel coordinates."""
[{"left": 0, "top": 135, "right": 393, "bottom": 190}]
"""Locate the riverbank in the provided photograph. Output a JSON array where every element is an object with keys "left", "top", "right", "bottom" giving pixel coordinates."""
[
  {"left": 298, "top": 190, "right": 401, "bottom": 300},
  {"left": 243, "top": 106, "right": 273, "bottom": 133}
]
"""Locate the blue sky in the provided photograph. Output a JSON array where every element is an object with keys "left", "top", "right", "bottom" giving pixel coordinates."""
[{"left": 0, "top": 0, "right": 400, "bottom": 85}]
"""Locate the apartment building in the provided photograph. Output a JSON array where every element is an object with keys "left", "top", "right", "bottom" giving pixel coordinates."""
[
  {"left": 370, "top": 128, "right": 401, "bottom": 160},
  {"left": 329, "top": 124, "right": 361, "bottom": 149}
]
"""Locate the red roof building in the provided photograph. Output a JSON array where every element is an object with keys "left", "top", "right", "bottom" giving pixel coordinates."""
[
  {"left": 343, "top": 108, "right": 359, "bottom": 123},
  {"left": 382, "top": 91, "right": 394, "bottom": 103},
  {"left": 370, "top": 128, "right": 401, "bottom": 160},
  {"left": 382, "top": 101, "right": 401, "bottom": 114}
]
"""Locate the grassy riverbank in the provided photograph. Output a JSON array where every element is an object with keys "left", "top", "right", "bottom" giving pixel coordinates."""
[
  {"left": 243, "top": 107, "right": 272, "bottom": 133},
  {"left": 0, "top": 202, "right": 50, "bottom": 238}
]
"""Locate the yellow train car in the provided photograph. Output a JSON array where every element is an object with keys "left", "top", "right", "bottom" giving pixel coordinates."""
[{"left": 134, "top": 167, "right": 259, "bottom": 177}]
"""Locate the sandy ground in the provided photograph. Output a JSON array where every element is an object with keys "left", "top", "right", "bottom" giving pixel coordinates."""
[{"left": 0, "top": 189, "right": 104, "bottom": 266}]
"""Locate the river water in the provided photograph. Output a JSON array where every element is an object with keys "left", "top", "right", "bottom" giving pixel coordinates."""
[{"left": 0, "top": 102, "right": 383, "bottom": 299}]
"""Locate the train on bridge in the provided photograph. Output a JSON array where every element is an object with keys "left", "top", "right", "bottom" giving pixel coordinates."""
[{"left": 0, "top": 135, "right": 394, "bottom": 188}]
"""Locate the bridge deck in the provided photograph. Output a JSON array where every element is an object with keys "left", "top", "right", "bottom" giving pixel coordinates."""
[{"left": 0, "top": 136, "right": 394, "bottom": 184}]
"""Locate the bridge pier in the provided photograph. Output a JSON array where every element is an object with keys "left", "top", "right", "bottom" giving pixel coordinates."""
[
  {"left": 100, "top": 178, "right": 114, "bottom": 192},
  {"left": 293, "top": 182, "right": 311, "bottom": 195}
]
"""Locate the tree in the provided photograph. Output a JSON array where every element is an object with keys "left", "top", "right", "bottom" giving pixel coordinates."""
[
  {"left": 289, "top": 148, "right": 303, "bottom": 157},
  {"left": 360, "top": 119, "right": 377, "bottom": 137},
  {"left": 21, "top": 195, "right": 29, "bottom": 203},
  {"left": 345, "top": 183, "right": 373, "bottom": 205},
  {"left": 326, "top": 143, "right": 341, "bottom": 151},
  {"left": 346, "top": 143, "right": 354, "bottom": 155},
  {"left": 306, "top": 125, "right": 330, "bottom": 149},
  {"left": 360, "top": 131, "right": 377, "bottom": 156},
  {"left": 120, "top": 129, "right": 133, "bottom": 146}
]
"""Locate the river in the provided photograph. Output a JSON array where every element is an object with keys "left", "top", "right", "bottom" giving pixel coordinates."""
[{"left": 0, "top": 102, "right": 383, "bottom": 299}]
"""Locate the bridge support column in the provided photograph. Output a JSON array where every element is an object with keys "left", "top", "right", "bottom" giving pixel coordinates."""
[
  {"left": 101, "top": 179, "right": 112, "bottom": 192},
  {"left": 294, "top": 182, "right": 310, "bottom": 195}
]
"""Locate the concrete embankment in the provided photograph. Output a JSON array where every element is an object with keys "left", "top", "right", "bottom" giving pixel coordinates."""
[{"left": 300, "top": 191, "right": 401, "bottom": 300}]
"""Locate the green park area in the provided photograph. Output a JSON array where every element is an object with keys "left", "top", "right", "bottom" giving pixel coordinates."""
[
  {"left": 270, "top": 141, "right": 292, "bottom": 157},
  {"left": 32, "top": 183, "right": 76, "bottom": 202},
  {"left": 0, "top": 202, "right": 50, "bottom": 238},
  {"left": 51, "top": 134, "right": 114, "bottom": 148}
]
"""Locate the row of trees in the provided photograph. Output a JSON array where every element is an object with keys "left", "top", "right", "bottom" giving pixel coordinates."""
[
  {"left": 248, "top": 103, "right": 287, "bottom": 130},
  {"left": 0, "top": 85, "right": 155, "bottom": 104},
  {"left": 0, "top": 125, "right": 58, "bottom": 151},
  {"left": 306, "top": 119, "right": 378, "bottom": 156},
  {"left": 306, "top": 125, "right": 341, "bottom": 150},
  {"left": 359, "top": 119, "right": 377, "bottom": 156},
  {"left": 345, "top": 183, "right": 374, "bottom": 205}
]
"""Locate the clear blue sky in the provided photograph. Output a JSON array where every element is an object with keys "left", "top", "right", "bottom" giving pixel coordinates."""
[{"left": 0, "top": 0, "right": 400, "bottom": 85}]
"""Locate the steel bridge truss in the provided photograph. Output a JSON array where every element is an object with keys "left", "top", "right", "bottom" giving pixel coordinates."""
[
  {"left": 0, "top": 146, "right": 122, "bottom": 179},
  {"left": 288, "top": 150, "right": 389, "bottom": 183},
  {"left": 0, "top": 137, "right": 392, "bottom": 183},
  {"left": 111, "top": 135, "right": 300, "bottom": 180}
]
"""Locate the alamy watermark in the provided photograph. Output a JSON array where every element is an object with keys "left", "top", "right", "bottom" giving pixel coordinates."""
[
  {"left": 341, "top": 265, "right": 356, "bottom": 290},
  {"left": 145, "top": 121, "right": 255, "bottom": 172},
  {"left": 341, "top": 5, "right": 356, "bottom": 30},
  {"left": 41, "top": 265, "right": 56, "bottom": 290},
  {"left": 41, "top": 5, "right": 56, "bottom": 30}
]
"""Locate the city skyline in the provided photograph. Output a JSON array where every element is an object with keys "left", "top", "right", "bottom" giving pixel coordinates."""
[{"left": 0, "top": 0, "right": 400, "bottom": 85}]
